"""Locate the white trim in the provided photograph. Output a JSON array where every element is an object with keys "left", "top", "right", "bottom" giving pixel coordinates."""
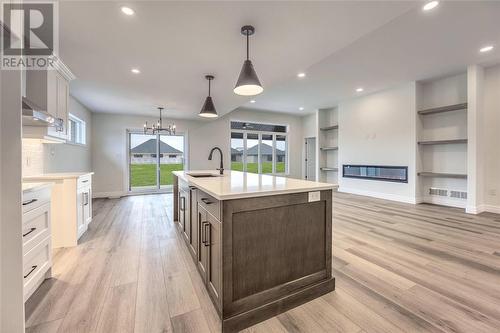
[
  {"left": 339, "top": 187, "right": 417, "bottom": 204},
  {"left": 424, "top": 195, "right": 466, "bottom": 209},
  {"left": 467, "top": 204, "right": 500, "bottom": 215},
  {"left": 483, "top": 205, "right": 500, "bottom": 214}
]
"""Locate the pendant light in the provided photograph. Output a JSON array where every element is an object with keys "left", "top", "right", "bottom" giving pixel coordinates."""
[
  {"left": 234, "top": 25, "right": 263, "bottom": 96},
  {"left": 199, "top": 75, "right": 218, "bottom": 118},
  {"left": 143, "top": 107, "right": 176, "bottom": 135}
]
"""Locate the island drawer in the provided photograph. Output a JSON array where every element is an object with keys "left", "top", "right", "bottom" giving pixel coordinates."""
[
  {"left": 22, "top": 187, "right": 51, "bottom": 214},
  {"left": 197, "top": 191, "right": 220, "bottom": 220},
  {"left": 77, "top": 174, "right": 92, "bottom": 189},
  {"left": 179, "top": 178, "right": 190, "bottom": 192}
]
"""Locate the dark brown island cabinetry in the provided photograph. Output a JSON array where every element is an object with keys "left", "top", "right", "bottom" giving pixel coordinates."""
[{"left": 173, "top": 174, "right": 334, "bottom": 332}]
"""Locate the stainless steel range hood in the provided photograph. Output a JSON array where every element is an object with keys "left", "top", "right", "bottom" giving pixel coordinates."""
[{"left": 22, "top": 97, "right": 56, "bottom": 126}]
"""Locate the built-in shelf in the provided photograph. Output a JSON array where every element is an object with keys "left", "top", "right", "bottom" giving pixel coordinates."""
[
  {"left": 418, "top": 139, "right": 468, "bottom": 145},
  {"left": 320, "top": 146, "right": 338, "bottom": 151},
  {"left": 418, "top": 102, "right": 467, "bottom": 115},
  {"left": 320, "top": 167, "right": 338, "bottom": 172},
  {"left": 418, "top": 172, "right": 467, "bottom": 179},
  {"left": 320, "top": 125, "right": 339, "bottom": 131}
]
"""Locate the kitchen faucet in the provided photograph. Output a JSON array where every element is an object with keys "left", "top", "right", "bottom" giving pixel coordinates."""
[{"left": 208, "top": 147, "right": 224, "bottom": 175}]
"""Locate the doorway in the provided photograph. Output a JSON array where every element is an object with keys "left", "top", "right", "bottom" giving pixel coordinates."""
[
  {"left": 305, "top": 137, "right": 316, "bottom": 181},
  {"left": 128, "top": 132, "right": 185, "bottom": 192}
]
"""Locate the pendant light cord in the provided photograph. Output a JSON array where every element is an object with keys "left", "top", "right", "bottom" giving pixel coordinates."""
[
  {"left": 208, "top": 78, "right": 211, "bottom": 96},
  {"left": 246, "top": 31, "right": 249, "bottom": 60}
]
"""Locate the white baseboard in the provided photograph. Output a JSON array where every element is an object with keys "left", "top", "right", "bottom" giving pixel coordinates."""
[
  {"left": 93, "top": 191, "right": 124, "bottom": 199},
  {"left": 468, "top": 204, "right": 500, "bottom": 215},
  {"left": 483, "top": 205, "right": 500, "bottom": 214},
  {"left": 339, "top": 187, "right": 417, "bottom": 204},
  {"left": 93, "top": 189, "right": 173, "bottom": 199},
  {"left": 423, "top": 196, "right": 466, "bottom": 209}
]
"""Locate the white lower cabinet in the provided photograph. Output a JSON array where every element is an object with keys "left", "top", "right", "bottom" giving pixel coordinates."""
[
  {"left": 22, "top": 186, "right": 53, "bottom": 302},
  {"left": 23, "top": 173, "right": 94, "bottom": 248}
]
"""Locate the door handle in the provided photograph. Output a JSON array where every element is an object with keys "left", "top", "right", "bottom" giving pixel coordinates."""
[
  {"left": 22, "top": 199, "right": 37, "bottom": 206},
  {"left": 24, "top": 265, "right": 37, "bottom": 279},
  {"left": 23, "top": 227, "right": 37, "bottom": 237}
]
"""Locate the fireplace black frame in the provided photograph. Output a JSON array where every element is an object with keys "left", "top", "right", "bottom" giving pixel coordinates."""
[{"left": 342, "top": 164, "right": 408, "bottom": 183}]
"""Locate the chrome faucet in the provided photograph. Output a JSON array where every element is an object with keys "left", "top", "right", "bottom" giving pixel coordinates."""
[{"left": 208, "top": 147, "right": 224, "bottom": 175}]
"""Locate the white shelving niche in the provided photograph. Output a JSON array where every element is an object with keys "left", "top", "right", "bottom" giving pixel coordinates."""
[
  {"left": 416, "top": 73, "right": 468, "bottom": 208},
  {"left": 318, "top": 107, "right": 339, "bottom": 184}
]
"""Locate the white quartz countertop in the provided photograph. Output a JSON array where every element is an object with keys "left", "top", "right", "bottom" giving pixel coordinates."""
[
  {"left": 23, "top": 172, "right": 94, "bottom": 181},
  {"left": 22, "top": 182, "right": 54, "bottom": 193},
  {"left": 174, "top": 170, "right": 337, "bottom": 200}
]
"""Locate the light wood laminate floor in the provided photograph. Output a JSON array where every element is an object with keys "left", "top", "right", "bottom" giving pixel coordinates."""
[{"left": 25, "top": 192, "right": 500, "bottom": 333}]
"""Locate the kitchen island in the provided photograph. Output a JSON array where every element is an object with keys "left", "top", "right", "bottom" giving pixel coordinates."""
[{"left": 172, "top": 170, "right": 337, "bottom": 332}]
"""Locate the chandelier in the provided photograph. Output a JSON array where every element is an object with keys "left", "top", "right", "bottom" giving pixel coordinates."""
[{"left": 144, "top": 107, "right": 176, "bottom": 135}]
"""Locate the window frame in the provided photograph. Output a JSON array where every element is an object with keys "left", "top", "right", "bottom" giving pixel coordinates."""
[
  {"left": 230, "top": 121, "right": 289, "bottom": 175},
  {"left": 67, "top": 113, "right": 86, "bottom": 146}
]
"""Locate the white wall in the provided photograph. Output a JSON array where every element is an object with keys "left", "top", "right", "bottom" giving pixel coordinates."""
[
  {"left": 22, "top": 95, "right": 93, "bottom": 176},
  {"left": 91, "top": 108, "right": 304, "bottom": 197},
  {"left": 338, "top": 83, "right": 417, "bottom": 203},
  {"left": 483, "top": 64, "right": 500, "bottom": 212}
]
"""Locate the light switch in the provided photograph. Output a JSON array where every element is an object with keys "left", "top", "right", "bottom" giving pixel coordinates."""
[{"left": 308, "top": 191, "right": 320, "bottom": 202}]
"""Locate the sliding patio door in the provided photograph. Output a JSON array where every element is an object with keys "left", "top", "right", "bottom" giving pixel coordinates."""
[{"left": 128, "top": 132, "right": 185, "bottom": 192}]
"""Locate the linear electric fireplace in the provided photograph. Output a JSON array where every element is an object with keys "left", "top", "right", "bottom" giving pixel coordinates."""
[{"left": 343, "top": 165, "right": 408, "bottom": 183}]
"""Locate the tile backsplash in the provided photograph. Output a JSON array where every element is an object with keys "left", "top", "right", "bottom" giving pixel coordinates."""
[{"left": 22, "top": 139, "right": 44, "bottom": 176}]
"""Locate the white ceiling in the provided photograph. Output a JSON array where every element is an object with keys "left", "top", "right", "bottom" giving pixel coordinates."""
[{"left": 60, "top": 1, "right": 500, "bottom": 119}]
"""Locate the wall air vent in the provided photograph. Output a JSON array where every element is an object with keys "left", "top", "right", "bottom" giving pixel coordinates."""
[
  {"left": 450, "top": 191, "right": 467, "bottom": 199},
  {"left": 429, "top": 188, "right": 448, "bottom": 197}
]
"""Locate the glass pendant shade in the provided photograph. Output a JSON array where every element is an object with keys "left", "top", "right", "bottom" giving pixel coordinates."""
[
  {"left": 199, "top": 96, "right": 218, "bottom": 118},
  {"left": 234, "top": 60, "right": 263, "bottom": 96}
]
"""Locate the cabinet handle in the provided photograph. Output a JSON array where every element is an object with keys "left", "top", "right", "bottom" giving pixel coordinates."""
[
  {"left": 201, "top": 198, "right": 213, "bottom": 205},
  {"left": 201, "top": 221, "right": 208, "bottom": 245},
  {"left": 180, "top": 196, "right": 186, "bottom": 211},
  {"left": 81, "top": 180, "right": 88, "bottom": 183},
  {"left": 24, "top": 265, "right": 37, "bottom": 279},
  {"left": 204, "top": 223, "right": 211, "bottom": 247},
  {"left": 84, "top": 192, "right": 89, "bottom": 206},
  {"left": 22, "top": 199, "right": 37, "bottom": 206},
  {"left": 23, "top": 227, "right": 37, "bottom": 237}
]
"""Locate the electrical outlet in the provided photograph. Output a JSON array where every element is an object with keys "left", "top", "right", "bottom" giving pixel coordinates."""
[{"left": 308, "top": 191, "right": 320, "bottom": 202}]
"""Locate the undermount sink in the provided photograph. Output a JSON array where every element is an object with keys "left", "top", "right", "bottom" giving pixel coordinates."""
[{"left": 187, "top": 173, "right": 220, "bottom": 178}]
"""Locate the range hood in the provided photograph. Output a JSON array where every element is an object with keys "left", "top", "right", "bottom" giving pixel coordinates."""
[{"left": 22, "top": 97, "right": 57, "bottom": 126}]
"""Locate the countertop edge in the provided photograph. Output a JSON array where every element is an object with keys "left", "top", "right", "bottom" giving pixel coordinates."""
[
  {"left": 22, "top": 182, "right": 54, "bottom": 194},
  {"left": 23, "top": 172, "right": 94, "bottom": 181},
  {"left": 174, "top": 170, "right": 337, "bottom": 200}
]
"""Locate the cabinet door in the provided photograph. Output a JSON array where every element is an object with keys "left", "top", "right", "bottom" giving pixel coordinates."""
[
  {"left": 188, "top": 188, "right": 198, "bottom": 257},
  {"left": 197, "top": 206, "right": 209, "bottom": 283},
  {"left": 207, "top": 212, "right": 222, "bottom": 305},
  {"left": 56, "top": 73, "right": 69, "bottom": 138}
]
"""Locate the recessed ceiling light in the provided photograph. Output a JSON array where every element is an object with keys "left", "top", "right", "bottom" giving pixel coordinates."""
[
  {"left": 131, "top": 68, "right": 140, "bottom": 74},
  {"left": 423, "top": 1, "right": 439, "bottom": 11},
  {"left": 121, "top": 6, "right": 135, "bottom": 16},
  {"left": 297, "top": 73, "right": 306, "bottom": 78},
  {"left": 356, "top": 87, "right": 364, "bottom": 92},
  {"left": 250, "top": 100, "right": 256, "bottom": 103},
  {"left": 299, "top": 107, "right": 304, "bottom": 111},
  {"left": 479, "top": 45, "right": 494, "bottom": 53}
]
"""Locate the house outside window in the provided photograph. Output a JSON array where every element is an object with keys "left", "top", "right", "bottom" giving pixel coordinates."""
[
  {"left": 68, "top": 114, "right": 86, "bottom": 145},
  {"left": 230, "top": 121, "right": 288, "bottom": 175}
]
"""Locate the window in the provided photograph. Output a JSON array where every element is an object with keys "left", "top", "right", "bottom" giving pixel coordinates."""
[
  {"left": 230, "top": 121, "right": 288, "bottom": 175},
  {"left": 68, "top": 114, "right": 86, "bottom": 145}
]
